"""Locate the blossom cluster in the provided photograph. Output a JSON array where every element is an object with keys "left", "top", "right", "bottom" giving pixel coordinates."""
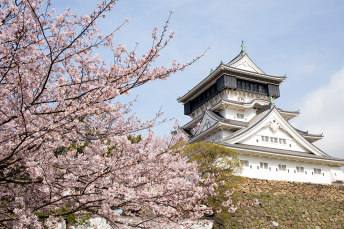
[{"left": 0, "top": 0, "right": 210, "bottom": 228}]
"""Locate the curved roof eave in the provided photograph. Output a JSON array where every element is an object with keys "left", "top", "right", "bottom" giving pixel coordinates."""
[
  {"left": 177, "top": 65, "right": 286, "bottom": 104},
  {"left": 182, "top": 113, "right": 204, "bottom": 130},
  {"left": 277, "top": 108, "right": 300, "bottom": 115},
  {"left": 294, "top": 127, "right": 324, "bottom": 138},
  {"left": 224, "top": 66, "right": 286, "bottom": 82}
]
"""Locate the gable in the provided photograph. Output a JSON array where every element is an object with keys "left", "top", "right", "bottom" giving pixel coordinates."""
[
  {"left": 223, "top": 108, "right": 328, "bottom": 157},
  {"left": 229, "top": 55, "right": 264, "bottom": 74},
  {"left": 238, "top": 124, "right": 309, "bottom": 153},
  {"left": 194, "top": 111, "right": 218, "bottom": 136}
]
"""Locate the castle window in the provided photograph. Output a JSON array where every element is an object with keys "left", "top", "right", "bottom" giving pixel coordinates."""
[
  {"left": 237, "top": 113, "right": 244, "bottom": 119},
  {"left": 261, "top": 136, "right": 269, "bottom": 142},
  {"left": 236, "top": 78, "right": 268, "bottom": 95},
  {"left": 270, "top": 137, "right": 278, "bottom": 143},
  {"left": 314, "top": 168, "right": 321, "bottom": 175},
  {"left": 251, "top": 84, "right": 258, "bottom": 92},
  {"left": 237, "top": 80, "right": 242, "bottom": 89},
  {"left": 278, "top": 164, "right": 286, "bottom": 171},
  {"left": 240, "top": 160, "right": 249, "bottom": 167},
  {"left": 279, "top": 138, "right": 287, "bottom": 144},
  {"left": 296, "top": 166, "right": 304, "bottom": 173},
  {"left": 260, "top": 162, "right": 268, "bottom": 169}
]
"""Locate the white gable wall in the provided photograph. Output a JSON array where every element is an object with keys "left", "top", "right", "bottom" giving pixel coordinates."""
[
  {"left": 226, "top": 108, "right": 328, "bottom": 157},
  {"left": 239, "top": 126, "right": 309, "bottom": 153},
  {"left": 229, "top": 55, "right": 264, "bottom": 74}
]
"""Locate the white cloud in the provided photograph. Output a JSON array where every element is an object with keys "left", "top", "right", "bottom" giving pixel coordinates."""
[{"left": 293, "top": 67, "right": 344, "bottom": 159}]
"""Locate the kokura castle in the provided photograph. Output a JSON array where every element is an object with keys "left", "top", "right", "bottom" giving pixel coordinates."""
[{"left": 178, "top": 43, "right": 344, "bottom": 185}]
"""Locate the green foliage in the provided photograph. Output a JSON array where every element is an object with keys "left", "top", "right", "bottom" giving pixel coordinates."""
[
  {"left": 127, "top": 134, "right": 142, "bottom": 143},
  {"left": 183, "top": 142, "right": 243, "bottom": 225},
  {"left": 73, "top": 213, "right": 91, "bottom": 227},
  {"left": 54, "top": 146, "right": 68, "bottom": 157},
  {"left": 54, "top": 141, "right": 89, "bottom": 157},
  {"left": 35, "top": 206, "right": 91, "bottom": 226},
  {"left": 183, "top": 142, "right": 241, "bottom": 176}
]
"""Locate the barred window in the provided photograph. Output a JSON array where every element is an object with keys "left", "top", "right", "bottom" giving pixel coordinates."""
[
  {"left": 240, "top": 160, "right": 249, "bottom": 167},
  {"left": 260, "top": 162, "right": 268, "bottom": 169},
  {"left": 278, "top": 164, "right": 286, "bottom": 171},
  {"left": 314, "top": 168, "right": 321, "bottom": 175},
  {"left": 296, "top": 166, "right": 304, "bottom": 173},
  {"left": 237, "top": 113, "right": 244, "bottom": 119}
]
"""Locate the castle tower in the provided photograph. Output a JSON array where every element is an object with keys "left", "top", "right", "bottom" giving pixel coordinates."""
[{"left": 178, "top": 43, "right": 344, "bottom": 184}]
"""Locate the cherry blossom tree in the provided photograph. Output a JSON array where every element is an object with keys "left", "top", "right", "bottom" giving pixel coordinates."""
[{"left": 0, "top": 0, "right": 215, "bottom": 228}]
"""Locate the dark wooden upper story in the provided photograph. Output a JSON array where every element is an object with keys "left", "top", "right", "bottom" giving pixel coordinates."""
[
  {"left": 183, "top": 74, "right": 280, "bottom": 115},
  {"left": 178, "top": 50, "right": 286, "bottom": 115}
]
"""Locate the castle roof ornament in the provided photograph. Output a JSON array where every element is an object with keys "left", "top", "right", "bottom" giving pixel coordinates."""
[{"left": 241, "top": 41, "right": 245, "bottom": 52}]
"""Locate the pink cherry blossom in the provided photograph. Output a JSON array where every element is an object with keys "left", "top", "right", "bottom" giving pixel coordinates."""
[{"left": 0, "top": 0, "right": 213, "bottom": 228}]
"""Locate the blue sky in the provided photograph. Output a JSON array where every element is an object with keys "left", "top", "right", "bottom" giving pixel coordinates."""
[{"left": 54, "top": 0, "right": 344, "bottom": 159}]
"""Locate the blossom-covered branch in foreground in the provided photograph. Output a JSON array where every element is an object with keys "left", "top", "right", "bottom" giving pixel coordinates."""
[{"left": 0, "top": 0, "right": 215, "bottom": 228}]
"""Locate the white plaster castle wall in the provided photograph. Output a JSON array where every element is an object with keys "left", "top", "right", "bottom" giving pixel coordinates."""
[
  {"left": 224, "top": 90, "right": 259, "bottom": 102},
  {"left": 239, "top": 126, "right": 309, "bottom": 153},
  {"left": 219, "top": 108, "right": 256, "bottom": 122},
  {"left": 237, "top": 154, "right": 344, "bottom": 184}
]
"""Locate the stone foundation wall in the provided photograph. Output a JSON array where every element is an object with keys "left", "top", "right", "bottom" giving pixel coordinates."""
[{"left": 219, "top": 178, "right": 344, "bottom": 229}]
